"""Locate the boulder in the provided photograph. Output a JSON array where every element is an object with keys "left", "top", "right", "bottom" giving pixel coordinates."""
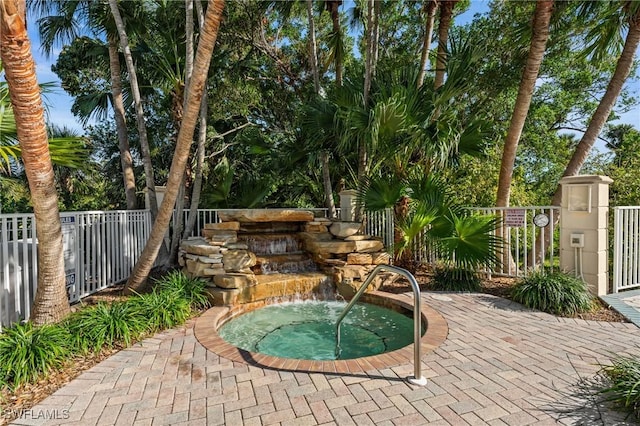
[
  {"left": 185, "top": 254, "right": 223, "bottom": 264},
  {"left": 204, "top": 221, "right": 240, "bottom": 231},
  {"left": 305, "top": 240, "right": 357, "bottom": 254},
  {"left": 347, "top": 253, "right": 373, "bottom": 265},
  {"left": 222, "top": 250, "right": 257, "bottom": 272},
  {"left": 207, "top": 287, "right": 240, "bottom": 306},
  {"left": 344, "top": 235, "right": 371, "bottom": 241},
  {"left": 218, "top": 209, "right": 314, "bottom": 223},
  {"left": 202, "top": 267, "right": 226, "bottom": 276},
  {"left": 185, "top": 259, "right": 208, "bottom": 276},
  {"left": 180, "top": 238, "right": 221, "bottom": 256},
  {"left": 298, "top": 232, "right": 333, "bottom": 242},
  {"left": 303, "top": 224, "right": 329, "bottom": 233},
  {"left": 354, "top": 240, "right": 384, "bottom": 253},
  {"left": 371, "top": 251, "right": 392, "bottom": 265},
  {"left": 203, "top": 229, "right": 238, "bottom": 245},
  {"left": 214, "top": 273, "right": 257, "bottom": 289},
  {"left": 329, "top": 221, "right": 363, "bottom": 238},
  {"left": 224, "top": 242, "right": 249, "bottom": 250}
]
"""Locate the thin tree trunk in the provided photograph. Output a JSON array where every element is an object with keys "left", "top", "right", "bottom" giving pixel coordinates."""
[
  {"left": 434, "top": 0, "right": 458, "bottom": 89},
  {"left": 417, "top": 0, "right": 438, "bottom": 88},
  {"left": 108, "top": 36, "right": 137, "bottom": 210},
  {"left": 531, "top": 10, "right": 640, "bottom": 266},
  {"left": 321, "top": 151, "right": 336, "bottom": 218},
  {"left": 183, "top": 0, "right": 208, "bottom": 240},
  {"left": 496, "top": 0, "right": 553, "bottom": 208},
  {"left": 0, "top": 0, "right": 70, "bottom": 324},
  {"left": 306, "top": 0, "right": 321, "bottom": 94},
  {"left": 359, "top": 0, "right": 377, "bottom": 185},
  {"left": 327, "top": 0, "right": 343, "bottom": 87},
  {"left": 108, "top": 0, "right": 160, "bottom": 221},
  {"left": 125, "top": 0, "right": 225, "bottom": 293}
]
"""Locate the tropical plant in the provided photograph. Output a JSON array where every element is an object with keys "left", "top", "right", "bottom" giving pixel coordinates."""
[
  {"left": 128, "top": 290, "right": 191, "bottom": 332},
  {"left": 430, "top": 265, "right": 482, "bottom": 292},
  {"left": 1, "top": 0, "right": 70, "bottom": 324},
  {"left": 597, "top": 356, "right": 640, "bottom": 420},
  {"left": 65, "top": 301, "right": 147, "bottom": 352},
  {"left": 511, "top": 270, "right": 594, "bottom": 316},
  {"left": 0, "top": 322, "right": 70, "bottom": 388},
  {"left": 155, "top": 270, "right": 211, "bottom": 310}
]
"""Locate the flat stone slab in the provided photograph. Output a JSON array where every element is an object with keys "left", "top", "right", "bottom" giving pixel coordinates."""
[{"left": 218, "top": 209, "right": 315, "bottom": 223}]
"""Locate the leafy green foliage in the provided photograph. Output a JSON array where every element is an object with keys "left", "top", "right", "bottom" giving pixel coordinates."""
[
  {"left": 65, "top": 302, "right": 147, "bottom": 352},
  {"left": 597, "top": 356, "right": 640, "bottom": 420},
  {"left": 155, "top": 270, "right": 211, "bottom": 310},
  {"left": 511, "top": 270, "right": 594, "bottom": 316},
  {"left": 129, "top": 290, "right": 191, "bottom": 332},
  {"left": 430, "top": 265, "right": 482, "bottom": 292},
  {"left": 0, "top": 322, "right": 70, "bottom": 388}
]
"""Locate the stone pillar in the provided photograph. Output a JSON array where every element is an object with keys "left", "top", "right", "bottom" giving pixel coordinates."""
[
  {"left": 559, "top": 175, "right": 613, "bottom": 296},
  {"left": 144, "top": 185, "right": 167, "bottom": 210},
  {"left": 339, "top": 190, "right": 358, "bottom": 222}
]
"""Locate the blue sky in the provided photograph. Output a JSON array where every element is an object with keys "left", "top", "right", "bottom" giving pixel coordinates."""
[{"left": 26, "top": 0, "right": 639, "bottom": 134}]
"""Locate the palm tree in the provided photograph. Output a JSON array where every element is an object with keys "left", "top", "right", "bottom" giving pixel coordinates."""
[
  {"left": 0, "top": 0, "right": 70, "bottom": 324},
  {"left": 434, "top": 0, "right": 459, "bottom": 89},
  {"left": 125, "top": 0, "right": 225, "bottom": 293},
  {"left": 417, "top": 0, "right": 438, "bottom": 88},
  {"left": 496, "top": 0, "right": 554, "bottom": 208},
  {"left": 108, "top": 0, "right": 161, "bottom": 221},
  {"left": 323, "top": 0, "right": 344, "bottom": 87},
  {"left": 36, "top": 0, "right": 138, "bottom": 210}
]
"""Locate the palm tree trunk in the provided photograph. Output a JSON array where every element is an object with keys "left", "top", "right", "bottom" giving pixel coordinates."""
[
  {"left": 125, "top": 0, "right": 225, "bottom": 293},
  {"left": 417, "top": 0, "right": 438, "bottom": 88},
  {"left": 327, "top": 0, "right": 343, "bottom": 87},
  {"left": 321, "top": 151, "right": 336, "bottom": 218},
  {"left": 496, "top": 0, "right": 553, "bottom": 208},
  {"left": 0, "top": 0, "right": 70, "bottom": 324},
  {"left": 434, "top": 0, "right": 458, "bottom": 89},
  {"left": 108, "top": 0, "right": 160, "bottom": 221},
  {"left": 530, "top": 9, "right": 640, "bottom": 266},
  {"left": 183, "top": 0, "right": 208, "bottom": 240},
  {"left": 107, "top": 36, "right": 137, "bottom": 210},
  {"left": 306, "top": 0, "right": 321, "bottom": 94}
]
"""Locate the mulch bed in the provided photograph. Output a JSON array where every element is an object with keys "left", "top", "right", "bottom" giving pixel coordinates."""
[{"left": 0, "top": 267, "right": 629, "bottom": 424}]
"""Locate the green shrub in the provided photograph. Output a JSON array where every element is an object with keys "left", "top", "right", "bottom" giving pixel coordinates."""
[
  {"left": 0, "top": 322, "right": 70, "bottom": 388},
  {"left": 155, "top": 270, "right": 211, "bottom": 310},
  {"left": 430, "top": 266, "right": 482, "bottom": 292},
  {"left": 129, "top": 290, "right": 191, "bottom": 331},
  {"left": 511, "top": 270, "right": 593, "bottom": 316},
  {"left": 65, "top": 301, "right": 147, "bottom": 352},
  {"left": 598, "top": 356, "right": 640, "bottom": 420}
]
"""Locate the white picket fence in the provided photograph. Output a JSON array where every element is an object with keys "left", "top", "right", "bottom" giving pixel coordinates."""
[
  {"left": 0, "top": 210, "right": 152, "bottom": 329},
  {"left": 613, "top": 206, "right": 640, "bottom": 293}
]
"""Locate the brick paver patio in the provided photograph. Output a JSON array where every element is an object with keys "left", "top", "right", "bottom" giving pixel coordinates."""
[{"left": 13, "top": 293, "right": 640, "bottom": 425}]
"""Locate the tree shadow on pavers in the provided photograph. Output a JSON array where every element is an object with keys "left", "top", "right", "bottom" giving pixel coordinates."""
[
  {"left": 472, "top": 294, "right": 541, "bottom": 313},
  {"left": 540, "top": 375, "right": 638, "bottom": 426}
]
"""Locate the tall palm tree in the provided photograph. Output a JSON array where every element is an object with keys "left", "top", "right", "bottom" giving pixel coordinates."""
[
  {"left": 496, "top": 0, "right": 554, "bottom": 208},
  {"left": 417, "top": 0, "right": 438, "bottom": 88},
  {"left": 0, "top": 0, "right": 70, "bottom": 324},
  {"left": 125, "top": 0, "right": 225, "bottom": 292},
  {"left": 36, "top": 0, "right": 138, "bottom": 210},
  {"left": 108, "top": 0, "right": 161, "bottom": 221},
  {"left": 434, "top": 0, "right": 459, "bottom": 89},
  {"left": 323, "top": 0, "right": 344, "bottom": 87}
]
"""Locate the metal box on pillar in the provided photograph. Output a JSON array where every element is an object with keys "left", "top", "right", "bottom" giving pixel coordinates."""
[{"left": 559, "top": 175, "right": 613, "bottom": 296}]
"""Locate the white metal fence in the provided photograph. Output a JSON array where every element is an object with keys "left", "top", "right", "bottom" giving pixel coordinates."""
[
  {"left": 613, "top": 206, "right": 640, "bottom": 293},
  {"left": 1, "top": 210, "right": 152, "bottom": 329}
]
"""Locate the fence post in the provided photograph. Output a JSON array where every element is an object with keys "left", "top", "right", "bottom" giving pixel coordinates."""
[{"left": 559, "top": 175, "right": 612, "bottom": 296}]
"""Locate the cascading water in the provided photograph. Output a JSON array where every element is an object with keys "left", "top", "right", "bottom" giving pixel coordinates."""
[{"left": 239, "top": 232, "right": 317, "bottom": 274}]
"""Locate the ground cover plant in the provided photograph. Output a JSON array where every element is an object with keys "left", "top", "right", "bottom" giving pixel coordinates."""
[
  {"left": 430, "top": 265, "right": 483, "bottom": 292},
  {"left": 597, "top": 356, "right": 640, "bottom": 420},
  {"left": 510, "top": 270, "right": 594, "bottom": 316}
]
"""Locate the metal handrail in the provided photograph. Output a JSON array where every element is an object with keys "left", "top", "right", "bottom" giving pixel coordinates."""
[{"left": 334, "top": 264, "right": 427, "bottom": 386}]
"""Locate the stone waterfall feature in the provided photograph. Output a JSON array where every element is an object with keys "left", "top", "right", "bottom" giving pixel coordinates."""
[{"left": 178, "top": 209, "right": 394, "bottom": 306}]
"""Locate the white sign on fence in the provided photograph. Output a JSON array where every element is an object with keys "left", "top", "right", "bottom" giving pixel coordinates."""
[
  {"left": 61, "top": 215, "right": 78, "bottom": 302},
  {"left": 504, "top": 209, "right": 526, "bottom": 227}
]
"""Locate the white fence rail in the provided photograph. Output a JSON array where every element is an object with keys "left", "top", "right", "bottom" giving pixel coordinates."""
[
  {"left": 1, "top": 210, "right": 152, "bottom": 329},
  {"left": 613, "top": 206, "right": 640, "bottom": 293}
]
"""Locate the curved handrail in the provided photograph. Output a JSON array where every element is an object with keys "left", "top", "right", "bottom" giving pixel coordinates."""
[{"left": 334, "top": 264, "right": 427, "bottom": 386}]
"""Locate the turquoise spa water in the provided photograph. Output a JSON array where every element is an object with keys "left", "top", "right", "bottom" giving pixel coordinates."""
[{"left": 217, "top": 300, "right": 417, "bottom": 360}]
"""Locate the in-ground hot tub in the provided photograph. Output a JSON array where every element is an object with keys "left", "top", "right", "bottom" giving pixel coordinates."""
[{"left": 194, "top": 291, "right": 448, "bottom": 373}]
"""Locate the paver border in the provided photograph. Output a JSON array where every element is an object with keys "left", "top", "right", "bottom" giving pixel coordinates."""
[{"left": 194, "top": 290, "right": 448, "bottom": 374}]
